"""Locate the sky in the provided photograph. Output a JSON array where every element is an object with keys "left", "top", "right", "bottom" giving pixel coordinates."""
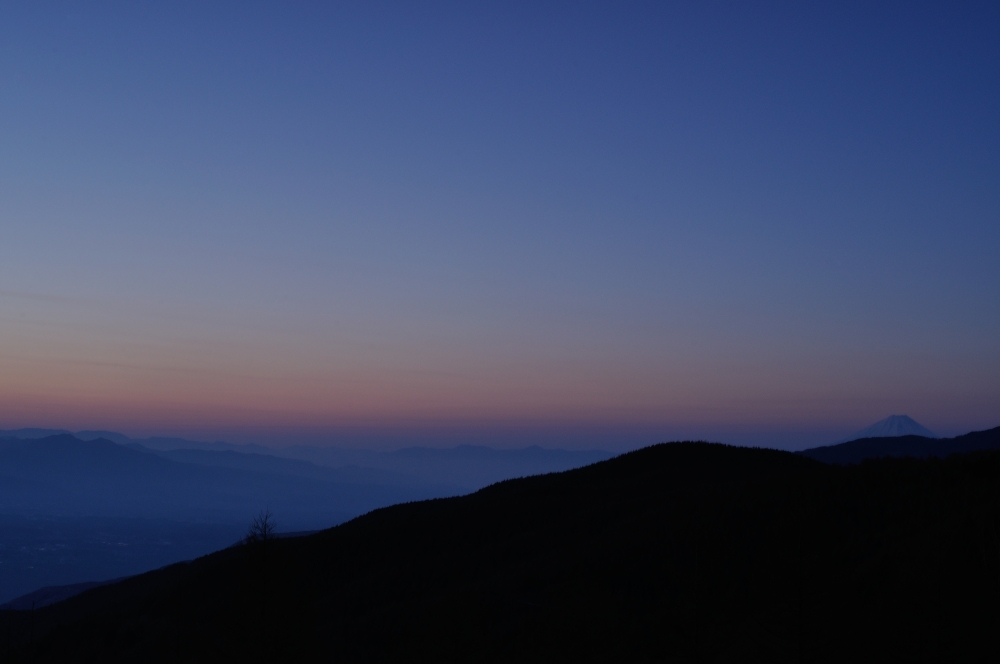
[{"left": 1, "top": 1, "right": 998, "bottom": 450}]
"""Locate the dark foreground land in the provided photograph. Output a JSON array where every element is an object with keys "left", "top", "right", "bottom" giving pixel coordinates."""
[{"left": 3, "top": 432, "right": 1000, "bottom": 663}]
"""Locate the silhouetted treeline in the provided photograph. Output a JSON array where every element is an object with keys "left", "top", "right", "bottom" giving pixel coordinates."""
[{"left": 2, "top": 441, "right": 1000, "bottom": 662}]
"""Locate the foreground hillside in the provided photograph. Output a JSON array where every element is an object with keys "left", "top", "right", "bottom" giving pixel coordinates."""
[{"left": 3, "top": 442, "right": 999, "bottom": 663}]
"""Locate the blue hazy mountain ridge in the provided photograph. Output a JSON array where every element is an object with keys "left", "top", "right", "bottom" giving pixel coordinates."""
[
  {"left": 74, "top": 431, "right": 136, "bottom": 444},
  {"left": 0, "top": 430, "right": 268, "bottom": 454},
  {"left": 124, "top": 439, "right": 616, "bottom": 490},
  {"left": 0, "top": 428, "right": 616, "bottom": 491},
  {"left": 131, "top": 447, "right": 433, "bottom": 487},
  {"left": 0, "top": 435, "right": 459, "bottom": 526},
  {"left": 0, "top": 429, "right": 75, "bottom": 439},
  {"left": 798, "top": 426, "right": 1000, "bottom": 465},
  {"left": 114, "top": 436, "right": 262, "bottom": 453}
]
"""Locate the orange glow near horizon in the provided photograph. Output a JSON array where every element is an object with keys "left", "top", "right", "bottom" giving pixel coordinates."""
[{"left": 2, "top": 326, "right": 995, "bottom": 446}]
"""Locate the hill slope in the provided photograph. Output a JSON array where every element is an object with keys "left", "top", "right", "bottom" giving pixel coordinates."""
[{"left": 3, "top": 441, "right": 999, "bottom": 662}]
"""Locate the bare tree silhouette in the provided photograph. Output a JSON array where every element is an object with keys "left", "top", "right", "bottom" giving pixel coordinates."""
[{"left": 244, "top": 508, "right": 276, "bottom": 545}]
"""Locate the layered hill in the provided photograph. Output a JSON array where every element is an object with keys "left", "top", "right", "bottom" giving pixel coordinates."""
[
  {"left": 0, "top": 434, "right": 459, "bottom": 528},
  {"left": 799, "top": 425, "right": 1000, "bottom": 464},
  {"left": 0, "top": 429, "right": 615, "bottom": 491},
  {"left": 3, "top": 441, "right": 999, "bottom": 662}
]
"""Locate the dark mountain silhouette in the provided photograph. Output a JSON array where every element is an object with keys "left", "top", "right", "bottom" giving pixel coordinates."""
[
  {"left": 3, "top": 440, "right": 998, "bottom": 662},
  {"left": 799, "top": 425, "right": 1000, "bottom": 464},
  {"left": 843, "top": 415, "right": 937, "bottom": 441}
]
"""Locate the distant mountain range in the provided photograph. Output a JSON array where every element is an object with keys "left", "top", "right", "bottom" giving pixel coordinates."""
[
  {"left": 0, "top": 429, "right": 615, "bottom": 490},
  {"left": 0, "top": 429, "right": 265, "bottom": 451},
  {"left": 0, "top": 434, "right": 458, "bottom": 528}
]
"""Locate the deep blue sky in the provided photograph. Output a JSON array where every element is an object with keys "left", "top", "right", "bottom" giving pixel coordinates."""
[{"left": 1, "top": 2, "right": 998, "bottom": 449}]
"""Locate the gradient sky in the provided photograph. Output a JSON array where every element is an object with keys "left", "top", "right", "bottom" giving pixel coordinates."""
[{"left": 2, "top": 1, "right": 998, "bottom": 450}]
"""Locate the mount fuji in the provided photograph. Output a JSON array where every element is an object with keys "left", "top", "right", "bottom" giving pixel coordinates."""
[{"left": 844, "top": 415, "right": 937, "bottom": 442}]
